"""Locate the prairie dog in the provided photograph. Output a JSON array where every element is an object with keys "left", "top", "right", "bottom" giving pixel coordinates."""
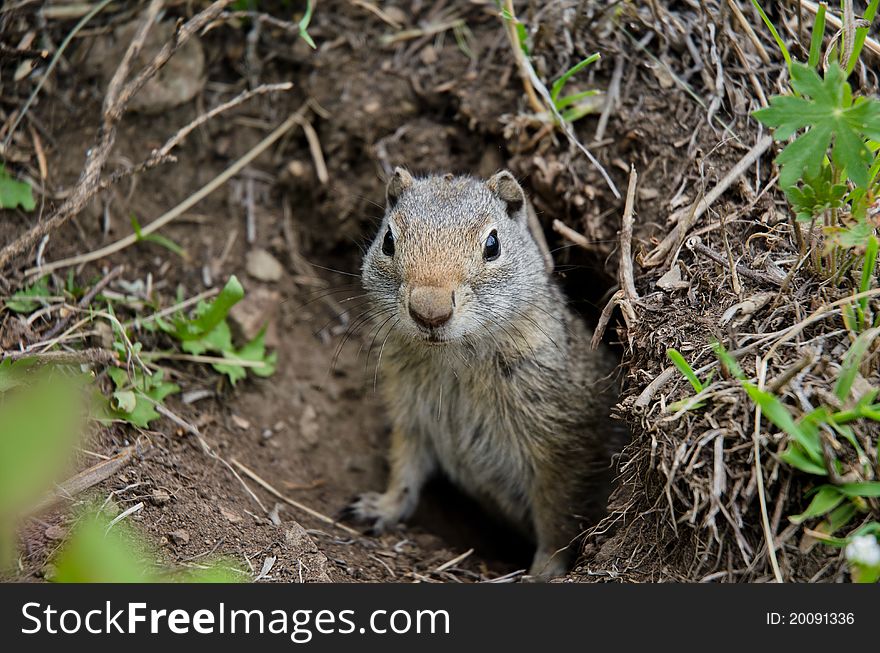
[{"left": 344, "top": 168, "right": 624, "bottom": 578}]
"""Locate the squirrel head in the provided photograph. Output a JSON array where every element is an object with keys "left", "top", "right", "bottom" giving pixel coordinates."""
[{"left": 362, "top": 168, "right": 549, "bottom": 346}]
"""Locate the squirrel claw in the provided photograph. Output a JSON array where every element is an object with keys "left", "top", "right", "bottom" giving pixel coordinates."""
[{"left": 338, "top": 492, "right": 403, "bottom": 535}]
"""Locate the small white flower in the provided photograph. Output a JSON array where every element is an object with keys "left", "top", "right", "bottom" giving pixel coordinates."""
[{"left": 846, "top": 535, "right": 880, "bottom": 567}]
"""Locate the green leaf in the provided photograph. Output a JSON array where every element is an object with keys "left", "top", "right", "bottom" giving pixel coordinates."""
[
  {"left": 743, "top": 381, "right": 823, "bottom": 463},
  {"left": 515, "top": 22, "right": 529, "bottom": 56},
  {"left": 0, "top": 368, "right": 84, "bottom": 519},
  {"left": 53, "top": 512, "right": 155, "bottom": 583},
  {"left": 780, "top": 443, "right": 828, "bottom": 475},
  {"left": 165, "top": 276, "right": 244, "bottom": 343},
  {"left": 835, "top": 326, "right": 880, "bottom": 400},
  {"left": 711, "top": 340, "right": 744, "bottom": 380},
  {"left": 298, "top": 0, "right": 316, "bottom": 48},
  {"left": 111, "top": 390, "right": 137, "bottom": 414},
  {"left": 783, "top": 164, "right": 847, "bottom": 221},
  {"left": 754, "top": 62, "right": 880, "bottom": 190},
  {"left": 667, "top": 348, "right": 703, "bottom": 393},
  {"left": 550, "top": 52, "right": 600, "bottom": 104},
  {"left": 837, "top": 481, "right": 880, "bottom": 498},
  {"left": 0, "top": 164, "right": 36, "bottom": 211},
  {"left": 4, "top": 276, "right": 50, "bottom": 313},
  {"left": 106, "top": 367, "right": 179, "bottom": 428},
  {"left": 131, "top": 213, "right": 186, "bottom": 258},
  {"left": 846, "top": 0, "right": 880, "bottom": 75},
  {"left": 859, "top": 235, "right": 878, "bottom": 318},
  {"left": 212, "top": 326, "right": 276, "bottom": 385},
  {"left": 807, "top": 2, "right": 826, "bottom": 69},
  {"left": 189, "top": 276, "right": 244, "bottom": 336},
  {"left": 555, "top": 89, "right": 600, "bottom": 111},
  {"left": 789, "top": 485, "right": 845, "bottom": 524},
  {"left": 813, "top": 501, "right": 859, "bottom": 541},
  {"left": 181, "top": 320, "right": 234, "bottom": 356}
]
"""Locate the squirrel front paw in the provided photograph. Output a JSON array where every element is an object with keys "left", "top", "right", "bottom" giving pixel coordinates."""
[{"left": 338, "top": 491, "right": 406, "bottom": 534}]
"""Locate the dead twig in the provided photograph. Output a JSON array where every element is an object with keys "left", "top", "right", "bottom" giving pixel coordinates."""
[
  {"left": 0, "top": 348, "right": 117, "bottom": 367},
  {"left": 552, "top": 219, "right": 595, "bottom": 252},
  {"left": 641, "top": 135, "right": 773, "bottom": 268},
  {"left": 26, "top": 112, "right": 300, "bottom": 277},
  {"left": 619, "top": 166, "right": 639, "bottom": 302},
  {"left": 30, "top": 441, "right": 143, "bottom": 515},
  {"left": 802, "top": 0, "right": 880, "bottom": 59},
  {"left": 592, "top": 166, "right": 639, "bottom": 349},
  {"left": 688, "top": 240, "right": 782, "bottom": 287},
  {"left": 0, "top": 0, "right": 235, "bottom": 273},
  {"left": 101, "top": 82, "right": 294, "bottom": 189}
]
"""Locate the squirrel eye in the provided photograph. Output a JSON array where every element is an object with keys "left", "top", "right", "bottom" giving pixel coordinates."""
[
  {"left": 483, "top": 230, "right": 500, "bottom": 261},
  {"left": 382, "top": 228, "right": 395, "bottom": 256}
]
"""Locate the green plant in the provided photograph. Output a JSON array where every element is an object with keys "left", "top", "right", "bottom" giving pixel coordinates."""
[
  {"left": 154, "top": 275, "right": 277, "bottom": 385},
  {"left": 131, "top": 213, "right": 187, "bottom": 259},
  {"left": 4, "top": 276, "right": 51, "bottom": 313},
  {"left": 665, "top": 348, "right": 716, "bottom": 411},
  {"left": 0, "top": 164, "right": 35, "bottom": 211},
  {"left": 103, "top": 366, "right": 180, "bottom": 428},
  {"left": 752, "top": 2, "right": 880, "bottom": 284},
  {"left": 550, "top": 53, "right": 602, "bottom": 123},
  {"left": 499, "top": 2, "right": 601, "bottom": 124},
  {"left": 712, "top": 335, "right": 880, "bottom": 580},
  {"left": 0, "top": 363, "right": 85, "bottom": 567},
  {"left": 297, "top": 0, "right": 316, "bottom": 49}
]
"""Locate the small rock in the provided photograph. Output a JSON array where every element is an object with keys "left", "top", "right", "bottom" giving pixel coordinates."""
[
  {"left": 261, "top": 428, "right": 274, "bottom": 440},
  {"left": 656, "top": 265, "right": 689, "bottom": 291},
  {"left": 420, "top": 45, "right": 438, "bottom": 65},
  {"left": 150, "top": 488, "right": 171, "bottom": 505},
  {"left": 383, "top": 6, "right": 407, "bottom": 26},
  {"left": 219, "top": 506, "right": 242, "bottom": 524},
  {"left": 299, "top": 404, "right": 320, "bottom": 446},
  {"left": 228, "top": 286, "right": 281, "bottom": 348},
  {"left": 285, "top": 522, "right": 318, "bottom": 554},
  {"left": 246, "top": 248, "right": 284, "bottom": 282},
  {"left": 168, "top": 529, "right": 190, "bottom": 546},
  {"left": 87, "top": 20, "right": 205, "bottom": 114},
  {"left": 231, "top": 414, "right": 251, "bottom": 431},
  {"left": 44, "top": 525, "right": 66, "bottom": 541}
]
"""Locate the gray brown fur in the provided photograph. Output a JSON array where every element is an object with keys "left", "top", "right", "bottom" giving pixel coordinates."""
[{"left": 345, "top": 168, "right": 624, "bottom": 578}]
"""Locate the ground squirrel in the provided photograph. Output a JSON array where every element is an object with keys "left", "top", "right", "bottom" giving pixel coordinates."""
[{"left": 343, "top": 167, "right": 624, "bottom": 579}]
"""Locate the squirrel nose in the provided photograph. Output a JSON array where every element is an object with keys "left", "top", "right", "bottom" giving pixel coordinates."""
[{"left": 408, "top": 286, "right": 454, "bottom": 328}]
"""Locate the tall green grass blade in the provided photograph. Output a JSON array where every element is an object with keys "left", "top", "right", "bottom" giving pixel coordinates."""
[
  {"left": 808, "top": 2, "right": 827, "bottom": 69},
  {"left": 555, "top": 89, "right": 600, "bottom": 110},
  {"left": 859, "top": 235, "right": 878, "bottom": 320},
  {"left": 751, "top": 0, "right": 792, "bottom": 70},
  {"left": 780, "top": 444, "right": 828, "bottom": 475},
  {"left": 667, "top": 348, "right": 703, "bottom": 393},
  {"left": 837, "top": 481, "right": 880, "bottom": 497},
  {"left": 298, "top": 0, "right": 316, "bottom": 48},
  {"left": 846, "top": 0, "right": 880, "bottom": 75},
  {"left": 743, "top": 381, "right": 823, "bottom": 463},
  {"left": 711, "top": 340, "right": 745, "bottom": 380}
]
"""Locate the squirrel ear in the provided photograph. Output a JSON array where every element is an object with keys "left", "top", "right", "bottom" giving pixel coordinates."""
[
  {"left": 486, "top": 170, "right": 525, "bottom": 217},
  {"left": 386, "top": 167, "right": 414, "bottom": 207}
]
